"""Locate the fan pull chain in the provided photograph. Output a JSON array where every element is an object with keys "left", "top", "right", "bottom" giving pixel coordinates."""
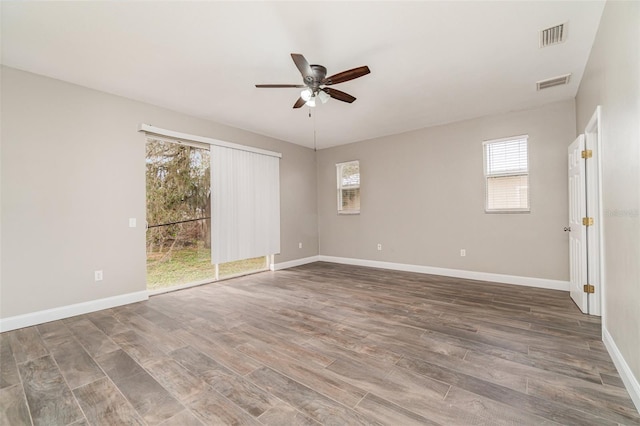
[{"left": 312, "top": 107, "right": 317, "bottom": 151}]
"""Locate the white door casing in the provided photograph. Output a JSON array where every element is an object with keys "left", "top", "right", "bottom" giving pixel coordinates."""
[
  {"left": 568, "top": 134, "right": 588, "bottom": 313},
  {"left": 584, "top": 107, "right": 602, "bottom": 317}
]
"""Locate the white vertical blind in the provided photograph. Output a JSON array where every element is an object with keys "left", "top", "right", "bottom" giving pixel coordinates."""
[{"left": 211, "top": 146, "right": 280, "bottom": 264}]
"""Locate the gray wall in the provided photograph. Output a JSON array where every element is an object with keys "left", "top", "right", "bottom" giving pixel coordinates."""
[
  {"left": 317, "top": 100, "right": 576, "bottom": 281},
  {"left": 575, "top": 1, "right": 640, "bottom": 389},
  {"left": 1, "top": 66, "right": 318, "bottom": 319}
]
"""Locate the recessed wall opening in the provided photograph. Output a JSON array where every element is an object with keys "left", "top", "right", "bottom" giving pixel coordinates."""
[{"left": 145, "top": 137, "right": 268, "bottom": 292}]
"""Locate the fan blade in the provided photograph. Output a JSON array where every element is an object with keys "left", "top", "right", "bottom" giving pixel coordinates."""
[
  {"left": 322, "top": 88, "right": 356, "bottom": 103},
  {"left": 323, "top": 66, "right": 370, "bottom": 85},
  {"left": 293, "top": 97, "right": 306, "bottom": 108},
  {"left": 291, "top": 53, "right": 313, "bottom": 79},
  {"left": 255, "top": 84, "right": 306, "bottom": 88}
]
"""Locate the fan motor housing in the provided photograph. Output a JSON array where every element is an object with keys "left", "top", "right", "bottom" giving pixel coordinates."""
[{"left": 306, "top": 64, "right": 327, "bottom": 88}]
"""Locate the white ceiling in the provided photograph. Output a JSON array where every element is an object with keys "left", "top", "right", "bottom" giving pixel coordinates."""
[{"left": 1, "top": 1, "right": 605, "bottom": 149}]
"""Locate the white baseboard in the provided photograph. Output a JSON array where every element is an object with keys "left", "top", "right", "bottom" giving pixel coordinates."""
[
  {"left": 0, "top": 291, "right": 149, "bottom": 333},
  {"left": 603, "top": 327, "right": 640, "bottom": 413},
  {"left": 317, "top": 256, "right": 570, "bottom": 291},
  {"left": 273, "top": 255, "right": 320, "bottom": 271}
]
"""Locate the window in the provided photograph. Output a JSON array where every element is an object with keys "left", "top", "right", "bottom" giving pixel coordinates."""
[
  {"left": 483, "top": 136, "right": 529, "bottom": 212},
  {"left": 337, "top": 160, "right": 360, "bottom": 214}
]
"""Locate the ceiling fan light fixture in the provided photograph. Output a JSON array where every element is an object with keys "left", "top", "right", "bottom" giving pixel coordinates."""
[
  {"left": 306, "top": 96, "right": 316, "bottom": 107},
  {"left": 300, "top": 88, "right": 313, "bottom": 101},
  {"left": 318, "top": 90, "right": 330, "bottom": 104}
]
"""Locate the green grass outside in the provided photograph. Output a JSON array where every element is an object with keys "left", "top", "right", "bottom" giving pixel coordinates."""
[{"left": 146, "top": 247, "right": 267, "bottom": 290}]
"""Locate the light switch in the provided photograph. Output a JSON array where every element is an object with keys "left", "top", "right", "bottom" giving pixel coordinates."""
[{"left": 129, "top": 218, "right": 137, "bottom": 228}]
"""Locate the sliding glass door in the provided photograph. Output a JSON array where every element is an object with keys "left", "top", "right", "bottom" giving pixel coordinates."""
[
  {"left": 146, "top": 138, "right": 215, "bottom": 290},
  {"left": 145, "top": 138, "right": 268, "bottom": 291}
]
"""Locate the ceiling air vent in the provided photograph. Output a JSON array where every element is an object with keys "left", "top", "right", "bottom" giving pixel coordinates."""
[
  {"left": 537, "top": 74, "right": 571, "bottom": 91},
  {"left": 540, "top": 23, "right": 566, "bottom": 47}
]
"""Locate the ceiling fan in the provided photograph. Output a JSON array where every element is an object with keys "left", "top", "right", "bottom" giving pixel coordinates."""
[{"left": 256, "top": 53, "right": 371, "bottom": 109}]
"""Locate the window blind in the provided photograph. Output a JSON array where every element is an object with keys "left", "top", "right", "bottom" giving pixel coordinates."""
[
  {"left": 211, "top": 146, "right": 280, "bottom": 264},
  {"left": 337, "top": 160, "right": 360, "bottom": 214},
  {"left": 485, "top": 138, "right": 528, "bottom": 175},
  {"left": 484, "top": 136, "right": 529, "bottom": 212}
]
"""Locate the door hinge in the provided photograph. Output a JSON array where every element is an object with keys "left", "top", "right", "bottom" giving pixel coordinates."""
[
  {"left": 583, "top": 284, "right": 595, "bottom": 294},
  {"left": 581, "top": 149, "right": 593, "bottom": 159},
  {"left": 582, "top": 217, "right": 594, "bottom": 226}
]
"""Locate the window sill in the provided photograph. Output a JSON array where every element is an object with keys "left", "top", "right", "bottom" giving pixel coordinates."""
[{"left": 485, "top": 209, "right": 531, "bottom": 214}]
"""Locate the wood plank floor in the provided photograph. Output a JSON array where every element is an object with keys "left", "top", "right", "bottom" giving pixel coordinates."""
[{"left": 1, "top": 262, "right": 639, "bottom": 425}]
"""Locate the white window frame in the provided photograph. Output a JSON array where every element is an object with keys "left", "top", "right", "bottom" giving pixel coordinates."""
[
  {"left": 483, "top": 135, "right": 530, "bottom": 213},
  {"left": 336, "top": 160, "right": 360, "bottom": 215}
]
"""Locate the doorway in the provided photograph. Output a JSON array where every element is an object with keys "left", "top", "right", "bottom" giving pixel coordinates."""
[{"left": 145, "top": 137, "right": 268, "bottom": 292}]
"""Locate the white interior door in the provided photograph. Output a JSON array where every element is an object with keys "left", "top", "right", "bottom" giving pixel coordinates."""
[
  {"left": 568, "top": 134, "right": 588, "bottom": 313},
  {"left": 584, "top": 107, "right": 602, "bottom": 316}
]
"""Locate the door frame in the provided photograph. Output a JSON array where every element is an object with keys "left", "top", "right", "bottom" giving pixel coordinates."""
[
  {"left": 585, "top": 106, "right": 604, "bottom": 317},
  {"left": 584, "top": 105, "right": 605, "bottom": 316}
]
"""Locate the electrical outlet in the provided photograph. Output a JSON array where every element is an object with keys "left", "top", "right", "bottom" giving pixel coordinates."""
[
  {"left": 129, "top": 218, "right": 137, "bottom": 228},
  {"left": 377, "top": 243, "right": 382, "bottom": 251},
  {"left": 460, "top": 249, "right": 466, "bottom": 257},
  {"left": 298, "top": 242, "right": 303, "bottom": 249},
  {"left": 94, "top": 270, "right": 104, "bottom": 281}
]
